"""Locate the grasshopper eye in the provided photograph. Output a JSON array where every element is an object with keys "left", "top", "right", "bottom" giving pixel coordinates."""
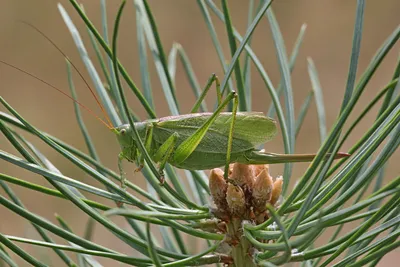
[{"left": 120, "top": 129, "right": 126, "bottom": 135}]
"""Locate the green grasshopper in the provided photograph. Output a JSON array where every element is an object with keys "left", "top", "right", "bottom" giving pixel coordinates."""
[
  {"left": 1, "top": 60, "right": 349, "bottom": 188},
  {"left": 110, "top": 76, "right": 348, "bottom": 188},
  {"left": 1, "top": 19, "right": 350, "bottom": 188},
  {"left": 0, "top": 23, "right": 350, "bottom": 189},
  {"left": 2, "top": 55, "right": 350, "bottom": 186}
]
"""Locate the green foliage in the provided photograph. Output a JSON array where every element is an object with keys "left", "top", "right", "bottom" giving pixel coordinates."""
[{"left": 0, "top": 0, "right": 399, "bottom": 266}]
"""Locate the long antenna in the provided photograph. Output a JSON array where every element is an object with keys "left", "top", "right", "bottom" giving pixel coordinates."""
[
  {"left": 20, "top": 21, "right": 114, "bottom": 129},
  {"left": 0, "top": 60, "right": 113, "bottom": 130}
]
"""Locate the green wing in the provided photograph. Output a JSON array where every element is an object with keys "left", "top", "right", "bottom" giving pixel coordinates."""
[{"left": 152, "top": 112, "right": 277, "bottom": 153}]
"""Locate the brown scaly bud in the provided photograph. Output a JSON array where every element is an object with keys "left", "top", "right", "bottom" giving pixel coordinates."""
[
  {"left": 226, "top": 183, "right": 246, "bottom": 217},
  {"left": 255, "top": 211, "right": 268, "bottom": 225},
  {"left": 252, "top": 164, "right": 269, "bottom": 177},
  {"left": 270, "top": 176, "right": 283, "bottom": 206},
  {"left": 230, "top": 163, "right": 254, "bottom": 189},
  {"left": 228, "top": 164, "right": 235, "bottom": 177},
  {"left": 209, "top": 168, "right": 228, "bottom": 211},
  {"left": 252, "top": 169, "right": 273, "bottom": 213}
]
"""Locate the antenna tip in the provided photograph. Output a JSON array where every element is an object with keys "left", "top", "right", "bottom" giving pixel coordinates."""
[{"left": 337, "top": 152, "right": 351, "bottom": 158}]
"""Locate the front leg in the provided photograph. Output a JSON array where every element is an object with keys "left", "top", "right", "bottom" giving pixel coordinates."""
[
  {"left": 153, "top": 132, "right": 179, "bottom": 184},
  {"left": 136, "top": 123, "right": 154, "bottom": 171},
  {"left": 118, "top": 152, "right": 127, "bottom": 189}
]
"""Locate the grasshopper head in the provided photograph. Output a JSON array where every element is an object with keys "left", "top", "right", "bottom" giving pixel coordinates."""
[{"left": 113, "top": 124, "right": 137, "bottom": 162}]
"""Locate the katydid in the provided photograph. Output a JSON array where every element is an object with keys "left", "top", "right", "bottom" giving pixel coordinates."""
[
  {"left": 1, "top": 61, "right": 349, "bottom": 188},
  {"left": 1, "top": 25, "right": 349, "bottom": 189},
  {"left": 112, "top": 76, "right": 349, "bottom": 188}
]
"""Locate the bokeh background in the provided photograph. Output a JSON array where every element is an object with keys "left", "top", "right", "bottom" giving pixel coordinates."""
[{"left": 0, "top": 0, "right": 399, "bottom": 266}]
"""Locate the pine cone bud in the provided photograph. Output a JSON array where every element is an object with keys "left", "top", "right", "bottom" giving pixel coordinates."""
[
  {"left": 226, "top": 183, "right": 246, "bottom": 217},
  {"left": 270, "top": 176, "right": 283, "bottom": 205},
  {"left": 209, "top": 168, "right": 228, "bottom": 211},
  {"left": 252, "top": 169, "right": 273, "bottom": 213},
  {"left": 252, "top": 164, "right": 269, "bottom": 177},
  {"left": 230, "top": 163, "right": 254, "bottom": 188},
  {"left": 228, "top": 164, "right": 234, "bottom": 177}
]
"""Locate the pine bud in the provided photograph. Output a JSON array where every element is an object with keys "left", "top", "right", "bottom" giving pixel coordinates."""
[
  {"left": 209, "top": 168, "right": 228, "bottom": 210},
  {"left": 228, "top": 164, "right": 234, "bottom": 177},
  {"left": 252, "top": 164, "right": 269, "bottom": 177},
  {"left": 271, "top": 176, "right": 283, "bottom": 205},
  {"left": 252, "top": 169, "right": 273, "bottom": 213},
  {"left": 230, "top": 163, "right": 254, "bottom": 188},
  {"left": 226, "top": 184, "right": 246, "bottom": 217}
]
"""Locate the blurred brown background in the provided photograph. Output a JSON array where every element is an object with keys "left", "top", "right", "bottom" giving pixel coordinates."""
[{"left": 0, "top": 0, "right": 399, "bottom": 266}]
